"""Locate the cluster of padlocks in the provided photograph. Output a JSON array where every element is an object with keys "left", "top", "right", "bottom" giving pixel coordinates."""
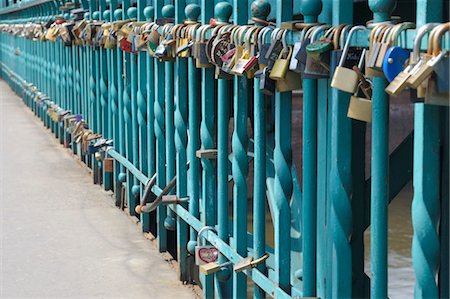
[
  {"left": 1, "top": 18, "right": 448, "bottom": 128},
  {"left": 0, "top": 0, "right": 449, "bottom": 297}
]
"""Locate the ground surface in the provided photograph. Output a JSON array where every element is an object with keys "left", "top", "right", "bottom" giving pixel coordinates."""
[{"left": 0, "top": 80, "right": 196, "bottom": 299}]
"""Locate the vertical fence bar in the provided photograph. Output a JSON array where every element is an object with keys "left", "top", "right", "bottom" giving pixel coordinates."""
[
  {"left": 368, "top": 0, "right": 396, "bottom": 298},
  {"left": 115, "top": 6, "right": 127, "bottom": 204},
  {"left": 412, "top": 1, "right": 442, "bottom": 298},
  {"left": 215, "top": 3, "right": 233, "bottom": 297},
  {"left": 100, "top": 0, "right": 112, "bottom": 190},
  {"left": 274, "top": 0, "right": 292, "bottom": 294},
  {"left": 298, "top": 0, "right": 321, "bottom": 297},
  {"left": 90, "top": 1, "right": 100, "bottom": 182},
  {"left": 200, "top": 0, "right": 215, "bottom": 296},
  {"left": 123, "top": 0, "right": 134, "bottom": 215},
  {"left": 66, "top": 10, "right": 73, "bottom": 147},
  {"left": 186, "top": 3, "right": 200, "bottom": 262},
  {"left": 328, "top": 1, "right": 356, "bottom": 298},
  {"left": 137, "top": 0, "right": 149, "bottom": 230},
  {"left": 154, "top": 0, "right": 167, "bottom": 252},
  {"left": 231, "top": 0, "right": 248, "bottom": 297},
  {"left": 144, "top": 4, "right": 156, "bottom": 234},
  {"left": 163, "top": 4, "right": 177, "bottom": 231},
  {"left": 251, "top": 2, "right": 270, "bottom": 298},
  {"left": 174, "top": 0, "right": 189, "bottom": 281},
  {"left": 108, "top": 0, "right": 120, "bottom": 199},
  {"left": 127, "top": 5, "right": 139, "bottom": 215},
  {"left": 440, "top": 109, "right": 449, "bottom": 298}
]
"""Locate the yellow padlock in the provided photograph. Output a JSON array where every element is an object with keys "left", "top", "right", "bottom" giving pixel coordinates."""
[{"left": 269, "top": 46, "right": 293, "bottom": 81}]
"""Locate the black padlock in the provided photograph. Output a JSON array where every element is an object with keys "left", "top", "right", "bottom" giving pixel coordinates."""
[
  {"left": 264, "top": 36, "right": 283, "bottom": 65},
  {"left": 259, "top": 67, "right": 275, "bottom": 96},
  {"left": 295, "top": 37, "right": 311, "bottom": 67}
]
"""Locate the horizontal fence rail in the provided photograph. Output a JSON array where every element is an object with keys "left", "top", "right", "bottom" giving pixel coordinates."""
[{"left": 0, "top": 0, "right": 449, "bottom": 298}]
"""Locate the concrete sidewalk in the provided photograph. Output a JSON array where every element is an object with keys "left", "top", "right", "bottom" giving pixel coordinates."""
[{"left": 0, "top": 80, "right": 197, "bottom": 299}]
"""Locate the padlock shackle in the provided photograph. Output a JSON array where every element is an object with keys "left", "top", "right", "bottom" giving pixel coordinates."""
[
  {"left": 338, "top": 25, "right": 366, "bottom": 67},
  {"left": 389, "top": 22, "right": 415, "bottom": 46},
  {"left": 257, "top": 26, "right": 272, "bottom": 48},
  {"left": 310, "top": 24, "right": 330, "bottom": 42},
  {"left": 358, "top": 48, "right": 367, "bottom": 70},
  {"left": 197, "top": 226, "right": 217, "bottom": 246},
  {"left": 431, "top": 22, "right": 450, "bottom": 55},
  {"left": 412, "top": 23, "right": 440, "bottom": 63},
  {"left": 269, "top": 27, "right": 282, "bottom": 46},
  {"left": 244, "top": 26, "right": 257, "bottom": 51},
  {"left": 139, "top": 175, "right": 177, "bottom": 213}
]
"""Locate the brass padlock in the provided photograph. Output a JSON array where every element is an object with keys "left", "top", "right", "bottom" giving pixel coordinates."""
[
  {"left": 366, "top": 24, "right": 390, "bottom": 77},
  {"left": 270, "top": 46, "right": 293, "bottom": 81},
  {"left": 331, "top": 26, "right": 366, "bottom": 93},
  {"left": 372, "top": 26, "right": 394, "bottom": 71},
  {"left": 407, "top": 23, "right": 449, "bottom": 89},
  {"left": 347, "top": 83, "right": 372, "bottom": 123},
  {"left": 276, "top": 70, "right": 301, "bottom": 93}
]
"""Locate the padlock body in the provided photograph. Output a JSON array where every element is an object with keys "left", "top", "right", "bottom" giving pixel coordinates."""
[
  {"left": 348, "top": 96, "right": 372, "bottom": 123},
  {"left": 425, "top": 74, "right": 450, "bottom": 106},
  {"left": 331, "top": 66, "right": 359, "bottom": 93},
  {"left": 195, "top": 245, "right": 219, "bottom": 266},
  {"left": 382, "top": 46, "right": 410, "bottom": 82}
]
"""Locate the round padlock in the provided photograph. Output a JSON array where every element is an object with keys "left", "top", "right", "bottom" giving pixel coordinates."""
[{"left": 382, "top": 46, "right": 410, "bottom": 82}]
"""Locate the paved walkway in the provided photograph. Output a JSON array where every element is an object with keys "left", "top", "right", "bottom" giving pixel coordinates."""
[{"left": 0, "top": 80, "right": 197, "bottom": 299}]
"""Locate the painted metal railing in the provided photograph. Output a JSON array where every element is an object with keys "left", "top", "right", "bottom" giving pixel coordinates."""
[{"left": 0, "top": 0, "right": 448, "bottom": 298}]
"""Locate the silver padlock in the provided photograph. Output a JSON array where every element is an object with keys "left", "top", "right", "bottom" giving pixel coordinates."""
[{"left": 195, "top": 226, "right": 219, "bottom": 266}]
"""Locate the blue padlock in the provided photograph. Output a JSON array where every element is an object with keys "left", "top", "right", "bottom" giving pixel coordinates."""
[{"left": 382, "top": 46, "right": 410, "bottom": 82}]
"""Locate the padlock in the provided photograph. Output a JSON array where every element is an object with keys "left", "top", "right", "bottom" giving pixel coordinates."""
[
  {"left": 385, "top": 64, "right": 415, "bottom": 96},
  {"left": 346, "top": 56, "right": 373, "bottom": 123},
  {"left": 104, "top": 158, "right": 114, "bottom": 173},
  {"left": 347, "top": 82, "right": 373, "bottom": 123},
  {"left": 276, "top": 70, "right": 301, "bottom": 92},
  {"left": 366, "top": 24, "right": 390, "bottom": 74},
  {"left": 385, "top": 23, "right": 437, "bottom": 97},
  {"left": 231, "top": 49, "right": 251, "bottom": 75},
  {"left": 434, "top": 55, "right": 449, "bottom": 93},
  {"left": 205, "top": 25, "right": 224, "bottom": 63},
  {"left": 195, "top": 226, "right": 219, "bottom": 266},
  {"left": 196, "top": 25, "right": 213, "bottom": 68},
  {"left": 295, "top": 36, "right": 311, "bottom": 71},
  {"left": 382, "top": 22, "right": 415, "bottom": 81},
  {"left": 372, "top": 26, "right": 394, "bottom": 71},
  {"left": 289, "top": 41, "right": 302, "bottom": 72},
  {"left": 147, "top": 27, "right": 161, "bottom": 52},
  {"left": 303, "top": 25, "right": 332, "bottom": 79},
  {"left": 232, "top": 27, "right": 258, "bottom": 76},
  {"left": 257, "top": 27, "right": 273, "bottom": 68},
  {"left": 382, "top": 46, "right": 410, "bottom": 82},
  {"left": 305, "top": 26, "right": 335, "bottom": 68},
  {"left": 265, "top": 29, "right": 284, "bottom": 67},
  {"left": 331, "top": 25, "right": 366, "bottom": 93},
  {"left": 425, "top": 23, "right": 450, "bottom": 106},
  {"left": 432, "top": 32, "right": 449, "bottom": 94},
  {"left": 407, "top": 48, "right": 448, "bottom": 89},
  {"left": 425, "top": 73, "right": 449, "bottom": 106},
  {"left": 258, "top": 67, "right": 275, "bottom": 96},
  {"left": 220, "top": 47, "right": 237, "bottom": 64},
  {"left": 270, "top": 46, "right": 293, "bottom": 80}
]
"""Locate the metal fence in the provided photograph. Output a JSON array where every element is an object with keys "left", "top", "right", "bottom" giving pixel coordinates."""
[{"left": 0, "top": 0, "right": 448, "bottom": 298}]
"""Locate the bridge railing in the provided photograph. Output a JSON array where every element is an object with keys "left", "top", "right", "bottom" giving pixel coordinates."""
[{"left": 0, "top": 0, "right": 448, "bottom": 298}]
